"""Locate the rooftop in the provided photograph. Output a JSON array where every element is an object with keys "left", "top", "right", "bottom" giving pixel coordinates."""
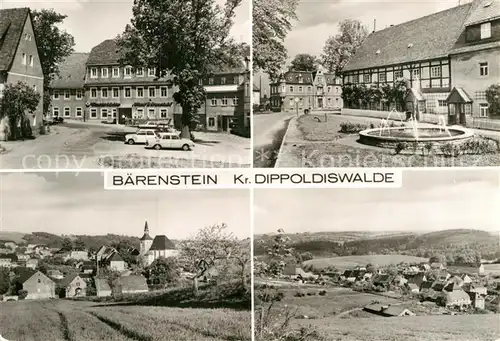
[
  {"left": 0, "top": 8, "right": 30, "bottom": 72},
  {"left": 51, "top": 53, "right": 89, "bottom": 89}
]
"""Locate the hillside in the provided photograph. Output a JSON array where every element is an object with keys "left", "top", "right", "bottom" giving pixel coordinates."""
[
  {"left": 0, "top": 232, "right": 28, "bottom": 244},
  {"left": 303, "top": 255, "right": 429, "bottom": 270}
]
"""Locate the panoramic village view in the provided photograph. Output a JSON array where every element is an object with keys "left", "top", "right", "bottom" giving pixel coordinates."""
[
  {"left": 0, "top": 172, "right": 251, "bottom": 341},
  {"left": 0, "top": 0, "right": 251, "bottom": 169},
  {"left": 253, "top": 0, "right": 500, "bottom": 167},
  {"left": 253, "top": 170, "right": 500, "bottom": 341}
]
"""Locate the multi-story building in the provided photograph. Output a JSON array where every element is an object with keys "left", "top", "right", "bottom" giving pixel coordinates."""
[
  {"left": 342, "top": 0, "right": 500, "bottom": 125},
  {"left": 0, "top": 8, "right": 44, "bottom": 140},
  {"left": 49, "top": 39, "right": 250, "bottom": 134},
  {"left": 269, "top": 66, "right": 343, "bottom": 113}
]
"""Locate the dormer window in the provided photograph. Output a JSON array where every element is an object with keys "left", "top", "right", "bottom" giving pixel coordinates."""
[{"left": 480, "top": 22, "right": 491, "bottom": 39}]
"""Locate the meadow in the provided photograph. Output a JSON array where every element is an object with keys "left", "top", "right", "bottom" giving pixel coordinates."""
[
  {"left": 484, "top": 263, "right": 500, "bottom": 276},
  {"left": 0, "top": 298, "right": 251, "bottom": 341},
  {"left": 303, "top": 255, "right": 428, "bottom": 270}
]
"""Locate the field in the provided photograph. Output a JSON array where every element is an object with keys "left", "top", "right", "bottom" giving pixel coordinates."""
[
  {"left": 0, "top": 299, "right": 251, "bottom": 341},
  {"left": 303, "top": 255, "right": 429, "bottom": 270},
  {"left": 484, "top": 263, "right": 500, "bottom": 276}
]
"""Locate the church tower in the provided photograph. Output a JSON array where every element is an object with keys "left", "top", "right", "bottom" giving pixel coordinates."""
[{"left": 139, "top": 221, "right": 153, "bottom": 256}]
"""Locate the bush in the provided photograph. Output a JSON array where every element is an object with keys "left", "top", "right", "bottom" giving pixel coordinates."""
[
  {"left": 306, "top": 291, "right": 316, "bottom": 296},
  {"left": 339, "top": 122, "right": 368, "bottom": 134},
  {"left": 394, "top": 142, "right": 408, "bottom": 154},
  {"left": 18, "top": 290, "right": 28, "bottom": 300},
  {"left": 319, "top": 290, "right": 327, "bottom": 296},
  {"left": 294, "top": 291, "right": 306, "bottom": 297},
  {"left": 440, "top": 142, "right": 463, "bottom": 157}
]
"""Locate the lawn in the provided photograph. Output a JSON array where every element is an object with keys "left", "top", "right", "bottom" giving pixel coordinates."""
[
  {"left": 303, "top": 255, "right": 428, "bottom": 271},
  {"left": 0, "top": 299, "right": 251, "bottom": 341},
  {"left": 296, "top": 314, "right": 500, "bottom": 341}
]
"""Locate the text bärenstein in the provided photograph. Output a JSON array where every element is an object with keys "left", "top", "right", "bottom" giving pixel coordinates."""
[
  {"left": 254, "top": 172, "right": 395, "bottom": 184},
  {"left": 112, "top": 174, "right": 218, "bottom": 186}
]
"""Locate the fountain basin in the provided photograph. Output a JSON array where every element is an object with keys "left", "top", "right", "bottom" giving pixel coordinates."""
[{"left": 358, "top": 126, "right": 473, "bottom": 149}]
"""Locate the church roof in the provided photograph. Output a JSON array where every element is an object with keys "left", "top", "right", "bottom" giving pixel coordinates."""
[
  {"left": 140, "top": 221, "right": 153, "bottom": 241},
  {"left": 149, "top": 235, "right": 175, "bottom": 251}
]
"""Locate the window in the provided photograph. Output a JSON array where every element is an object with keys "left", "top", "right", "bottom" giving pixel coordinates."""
[
  {"left": 221, "top": 77, "right": 226, "bottom": 85},
  {"left": 479, "top": 103, "right": 489, "bottom": 117},
  {"left": 431, "top": 66, "right": 441, "bottom": 78},
  {"left": 112, "top": 67, "right": 120, "bottom": 78},
  {"left": 148, "top": 87, "right": 156, "bottom": 98},
  {"left": 480, "top": 62, "right": 488, "bottom": 76},
  {"left": 101, "top": 68, "right": 108, "bottom": 78},
  {"left": 289, "top": 98, "right": 294, "bottom": 106},
  {"left": 438, "top": 100, "right": 447, "bottom": 107},
  {"left": 101, "top": 108, "right": 109, "bottom": 118},
  {"left": 327, "top": 86, "right": 331, "bottom": 93},
  {"left": 76, "top": 90, "right": 83, "bottom": 99},
  {"left": 90, "top": 88, "right": 97, "bottom": 98},
  {"left": 136, "top": 108, "right": 144, "bottom": 118},
  {"left": 394, "top": 70, "right": 403, "bottom": 79},
  {"left": 90, "top": 68, "right": 98, "bottom": 78},
  {"left": 363, "top": 74, "right": 371, "bottom": 83},
  {"left": 208, "top": 117, "right": 215, "bottom": 127},
  {"left": 90, "top": 108, "right": 97, "bottom": 118},
  {"left": 101, "top": 88, "right": 108, "bottom": 98},
  {"left": 298, "top": 86, "right": 303, "bottom": 92},
  {"left": 211, "top": 98, "right": 217, "bottom": 106},
  {"left": 29, "top": 55, "right": 33, "bottom": 67},
  {"left": 289, "top": 86, "right": 294, "bottom": 92},
  {"left": 308, "top": 86, "right": 312, "bottom": 92},
  {"left": 160, "top": 86, "right": 168, "bottom": 98},
  {"left": 136, "top": 68, "right": 144, "bottom": 77},
  {"left": 37, "top": 279, "right": 41, "bottom": 284},
  {"left": 22, "top": 53, "right": 26, "bottom": 65},
  {"left": 233, "top": 76, "right": 239, "bottom": 84},
  {"left": 124, "top": 87, "right": 131, "bottom": 98},
  {"left": 160, "top": 108, "right": 168, "bottom": 118},
  {"left": 136, "top": 87, "right": 144, "bottom": 98},
  {"left": 480, "top": 22, "right": 491, "bottom": 39},
  {"left": 64, "top": 90, "right": 70, "bottom": 100},
  {"left": 112, "top": 88, "right": 119, "bottom": 98},
  {"left": 209, "top": 78, "right": 214, "bottom": 85},
  {"left": 233, "top": 96, "right": 239, "bottom": 106},
  {"left": 221, "top": 97, "right": 228, "bottom": 106},
  {"left": 64, "top": 107, "right": 71, "bottom": 117},
  {"left": 124, "top": 66, "right": 132, "bottom": 78},
  {"left": 33, "top": 85, "right": 37, "bottom": 92},
  {"left": 52, "top": 107, "right": 59, "bottom": 117},
  {"left": 148, "top": 108, "right": 156, "bottom": 119},
  {"left": 148, "top": 68, "right": 155, "bottom": 76},
  {"left": 75, "top": 107, "right": 82, "bottom": 117},
  {"left": 378, "top": 73, "right": 386, "bottom": 83},
  {"left": 412, "top": 68, "right": 420, "bottom": 77},
  {"left": 53, "top": 91, "right": 59, "bottom": 100},
  {"left": 112, "top": 108, "right": 117, "bottom": 118}
]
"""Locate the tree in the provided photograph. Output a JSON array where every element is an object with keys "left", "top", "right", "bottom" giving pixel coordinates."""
[
  {"left": 117, "top": 0, "right": 244, "bottom": 139},
  {"left": 321, "top": 19, "right": 368, "bottom": 75},
  {"left": 289, "top": 54, "right": 319, "bottom": 72},
  {"left": 429, "top": 254, "right": 446, "bottom": 265},
  {"left": 179, "top": 223, "right": 239, "bottom": 295},
  {"left": 145, "top": 258, "right": 179, "bottom": 288},
  {"left": 31, "top": 9, "right": 75, "bottom": 116},
  {"left": 485, "top": 84, "right": 500, "bottom": 117},
  {"left": 0, "top": 267, "right": 10, "bottom": 295},
  {"left": 61, "top": 238, "right": 73, "bottom": 251},
  {"left": 253, "top": 0, "right": 299, "bottom": 80},
  {"left": 0, "top": 82, "right": 41, "bottom": 140},
  {"left": 73, "top": 238, "right": 86, "bottom": 251},
  {"left": 112, "top": 240, "right": 137, "bottom": 266},
  {"left": 266, "top": 229, "right": 293, "bottom": 277},
  {"left": 300, "top": 252, "right": 313, "bottom": 262}
]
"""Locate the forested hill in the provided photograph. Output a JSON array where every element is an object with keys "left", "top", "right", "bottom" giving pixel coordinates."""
[{"left": 254, "top": 229, "right": 499, "bottom": 260}]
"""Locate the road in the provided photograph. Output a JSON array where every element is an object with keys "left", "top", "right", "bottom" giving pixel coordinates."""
[
  {"left": 0, "top": 121, "right": 251, "bottom": 169},
  {"left": 253, "top": 112, "right": 294, "bottom": 167}
]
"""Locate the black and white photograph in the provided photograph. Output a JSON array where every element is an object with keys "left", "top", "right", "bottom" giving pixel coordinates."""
[
  {"left": 253, "top": 0, "right": 500, "bottom": 168},
  {"left": 253, "top": 170, "right": 500, "bottom": 340},
  {"left": 0, "top": 0, "right": 251, "bottom": 170},
  {"left": 0, "top": 172, "right": 251, "bottom": 341}
]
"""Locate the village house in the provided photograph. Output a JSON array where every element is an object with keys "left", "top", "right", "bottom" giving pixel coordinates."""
[
  {"left": 4, "top": 242, "right": 17, "bottom": 250},
  {"left": 468, "top": 291, "right": 486, "bottom": 309},
  {"left": 25, "top": 258, "right": 38, "bottom": 270},
  {"left": 112, "top": 275, "right": 148, "bottom": 295},
  {"left": 14, "top": 269, "right": 56, "bottom": 300},
  {"left": 0, "top": 248, "right": 11, "bottom": 254},
  {"left": 393, "top": 275, "right": 408, "bottom": 286},
  {"left": 445, "top": 289, "right": 471, "bottom": 309},
  {"left": 97, "top": 248, "right": 126, "bottom": 272},
  {"left": 16, "top": 253, "right": 29, "bottom": 262},
  {"left": 94, "top": 277, "right": 112, "bottom": 297},
  {"left": 0, "top": 254, "right": 17, "bottom": 268},
  {"left": 407, "top": 283, "right": 420, "bottom": 293},
  {"left": 342, "top": 0, "right": 500, "bottom": 124},
  {"left": 460, "top": 273, "right": 473, "bottom": 284},
  {"left": 46, "top": 269, "right": 64, "bottom": 280},
  {"left": 406, "top": 272, "right": 427, "bottom": 287},
  {"left": 363, "top": 303, "right": 415, "bottom": 317},
  {"left": 108, "top": 252, "right": 126, "bottom": 272},
  {"left": 57, "top": 273, "right": 87, "bottom": 298},
  {"left": 139, "top": 221, "right": 179, "bottom": 266},
  {"left": 0, "top": 7, "right": 44, "bottom": 140},
  {"left": 269, "top": 66, "right": 343, "bottom": 113},
  {"left": 478, "top": 263, "right": 485, "bottom": 275}
]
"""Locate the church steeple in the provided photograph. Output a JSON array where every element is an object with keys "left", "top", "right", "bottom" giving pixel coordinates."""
[{"left": 140, "top": 220, "right": 153, "bottom": 241}]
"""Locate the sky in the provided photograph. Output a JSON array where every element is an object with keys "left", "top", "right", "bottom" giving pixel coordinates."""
[
  {"left": 254, "top": 170, "right": 500, "bottom": 235},
  {"left": 2, "top": 0, "right": 250, "bottom": 52},
  {"left": 0, "top": 172, "right": 251, "bottom": 240}
]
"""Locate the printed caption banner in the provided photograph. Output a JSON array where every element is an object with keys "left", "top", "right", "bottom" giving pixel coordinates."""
[{"left": 104, "top": 169, "right": 403, "bottom": 190}]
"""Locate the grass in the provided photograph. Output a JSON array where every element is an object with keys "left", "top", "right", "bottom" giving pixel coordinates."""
[
  {"left": 296, "top": 314, "right": 500, "bottom": 341},
  {"left": 303, "top": 255, "right": 428, "bottom": 271},
  {"left": 297, "top": 115, "right": 367, "bottom": 142},
  {"left": 0, "top": 284, "right": 251, "bottom": 341},
  {"left": 484, "top": 264, "right": 500, "bottom": 275}
]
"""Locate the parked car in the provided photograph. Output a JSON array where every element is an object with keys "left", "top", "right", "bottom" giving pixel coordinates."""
[
  {"left": 125, "top": 129, "right": 159, "bottom": 145},
  {"left": 145, "top": 132, "right": 195, "bottom": 151},
  {"left": 138, "top": 119, "right": 172, "bottom": 130}
]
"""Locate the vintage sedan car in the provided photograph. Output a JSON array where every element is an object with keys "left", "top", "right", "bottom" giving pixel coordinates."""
[
  {"left": 125, "top": 128, "right": 158, "bottom": 144},
  {"left": 145, "top": 132, "right": 195, "bottom": 151}
]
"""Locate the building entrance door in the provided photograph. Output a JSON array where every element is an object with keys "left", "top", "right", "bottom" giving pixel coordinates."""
[
  {"left": 318, "top": 97, "right": 323, "bottom": 108},
  {"left": 118, "top": 108, "right": 132, "bottom": 124}
]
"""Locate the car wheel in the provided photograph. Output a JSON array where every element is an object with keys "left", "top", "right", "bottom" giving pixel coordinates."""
[
  {"left": 182, "top": 144, "right": 190, "bottom": 151},
  {"left": 127, "top": 139, "right": 135, "bottom": 145},
  {"left": 154, "top": 144, "right": 162, "bottom": 150}
]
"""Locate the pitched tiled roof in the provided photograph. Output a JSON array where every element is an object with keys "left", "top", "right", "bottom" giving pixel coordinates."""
[
  {"left": 109, "top": 252, "right": 124, "bottom": 262},
  {"left": 343, "top": 3, "right": 474, "bottom": 71},
  {"left": 51, "top": 52, "right": 89, "bottom": 89},
  {"left": 58, "top": 273, "right": 80, "bottom": 288},
  {"left": 95, "top": 277, "right": 111, "bottom": 292},
  {"left": 0, "top": 8, "right": 30, "bottom": 71},
  {"left": 149, "top": 235, "right": 175, "bottom": 251},
  {"left": 0, "top": 253, "right": 17, "bottom": 261},
  {"left": 464, "top": 0, "right": 500, "bottom": 26},
  {"left": 112, "top": 275, "right": 148, "bottom": 291},
  {"left": 87, "top": 39, "right": 124, "bottom": 66},
  {"left": 446, "top": 289, "right": 470, "bottom": 302}
]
